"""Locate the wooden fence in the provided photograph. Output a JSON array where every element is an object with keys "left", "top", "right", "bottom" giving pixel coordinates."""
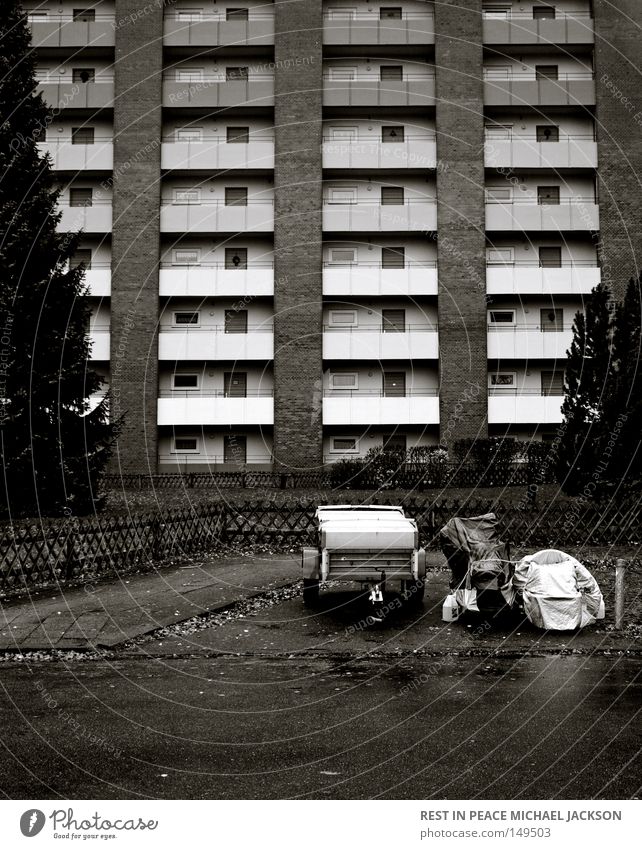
[{"left": 1, "top": 496, "right": 640, "bottom": 593}]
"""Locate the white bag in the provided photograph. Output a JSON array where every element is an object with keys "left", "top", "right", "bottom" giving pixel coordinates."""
[{"left": 454, "top": 571, "right": 479, "bottom": 613}]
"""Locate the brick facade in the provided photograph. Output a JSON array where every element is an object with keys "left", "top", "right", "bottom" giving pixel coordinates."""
[
  {"left": 272, "top": 0, "right": 324, "bottom": 471},
  {"left": 434, "top": 0, "right": 488, "bottom": 445}
]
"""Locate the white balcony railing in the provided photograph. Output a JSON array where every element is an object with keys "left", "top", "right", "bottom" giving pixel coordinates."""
[
  {"left": 39, "top": 140, "right": 114, "bottom": 170},
  {"left": 323, "top": 262, "right": 438, "bottom": 296},
  {"left": 163, "top": 13, "right": 274, "bottom": 46},
  {"left": 486, "top": 262, "right": 600, "bottom": 295},
  {"left": 487, "top": 324, "right": 573, "bottom": 359},
  {"left": 161, "top": 137, "right": 274, "bottom": 170},
  {"left": 323, "top": 74, "right": 436, "bottom": 107},
  {"left": 488, "top": 390, "right": 564, "bottom": 424},
  {"left": 88, "top": 326, "right": 110, "bottom": 360},
  {"left": 158, "top": 326, "right": 274, "bottom": 360},
  {"left": 483, "top": 73, "right": 595, "bottom": 106},
  {"left": 484, "top": 136, "right": 597, "bottom": 168},
  {"left": 57, "top": 202, "right": 113, "bottom": 233},
  {"left": 323, "top": 326, "right": 439, "bottom": 360},
  {"left": 323, "top": 390, "right": 439, "bottom": 426},
  {"left": 159, "top": 264, "right": 274, "bottom": 297},
  {"left": 323, "top": 200, "right": 437, "bottom": 231},
  {"left": 160, "top": 200, "right": 274, "bottom": 233},
  {"left": 485, "top": 198, "right": 599, "bottom": 231},
  {"left": 37, "top": 78, "right": 115, "bottom": 110},
  {"left": 83, "top": 265, "right": 112, "bottom": 296},
  {"left": 482, "top": 11, "right": 594, "bottom": 45},
  {"left": 29, "top": 16, "right": 116, "bottom": 48},
  {"left": 322, "top": 134, "right": 437, "bottom": 169},
  {"left": 162, "top": 75, "right": 274, "bottom": 108},
  {"left": 323, "top": 11, "right": 435, "bottom": 45},
  {"left": 157, "top": 393, "right": 274, "bottom": 426}
]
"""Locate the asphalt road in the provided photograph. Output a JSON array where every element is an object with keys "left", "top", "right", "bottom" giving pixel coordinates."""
[{"left": 0, "top": 587, "right": 640, "bottom": 800}]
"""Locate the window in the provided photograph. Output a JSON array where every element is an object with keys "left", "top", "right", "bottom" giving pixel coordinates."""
[
  {"left": 380, "top": 7, "right": 402, "bottom": 19},
  {"left": 485, "top": 124, "right": 513, "bottom": 140},
  {"left": 488, "top": 310, "right": 515, "bottom": 324},
  {"left": 224, "top": 435, "right": 247, "bottom": 464},
  {"left": 539, "top": 246, "right": 562, "bottom": 268},
  {"left": 487, "top": 247, "right": 514, "bottom": 265},
  {"left": 382, "top": 308, "right": 405, "bottom": 333},
  {"left": 483, "top": 5, "right": 511, "bottom": 18},
  {"left": 484, "top": 66, "right": 512, "bottom": 80},
  {"left": 536, "top": 65, "right": 559, "bottom": 81},
  {"left": 328, "top": 186, "right": 357, "bottom": 204},
  {"left": 224, "top": 372, "right": 247, "bottom": 397},
  {"left": 486, "top": 186, "right": 512, "bottom": 202},
  {"left": 176, "top": 68, "right": 203, "bottom": 82},
  {"left": 226, "top": 66, "right": 249, "bottom": 81},
  {"left": 381, "top": 186, "right": 404, "bottom": 205},
  {"left": 383, "top": 372, "right": 406, "bottom": 397},
  {"left": 173, "top": 374, "right": 199, "bottom": 390},
  {"left": 225, "top": 248, "right": 248, "bottom": 269},
  {"left": 382, "top": 125, "right": 404, "bottom": 143},
  {"left": 538, "top": 186, "right": 560, "bottom": 205},
  {"left": 176, "top": 127, "right": 203, "bottom": 141},
  {"left": 329, "top": 373, "right": 358, "bottom": 390},
  {"left": 227, "top": 126, "right": 249, "bottom": 144},
  {"left": 328, "top": 67, "right": 356, "bottom": 80},
  {"left": 225, "top": 309, "right": 248, "bottom": 333},
  {"left": 71, "top": 127, "right": 95, "bottom": 145},
  {"left": 380, "top": 65, "right": 403, "bottom": 81},
  {"left": 329, "top": 126, "right": 358, "bottom": 140},
  {"left": 174, "top": 188, "right": 200, "bottom": 204},
  {"left": 329, "top": 310, "right": 358, "bottom": 327},
  {"left": 540, "top": 308, "right": 563, "bottom": 332},
  {"left": 72, "top": 68, "right": 95, "bottom": 83},
  {"left": 173, "top": 249, "right": 200, "bottom": 265},
  {"left": 225, "top": 187, "right": 248, "bottom": 206},
  {"left": 327, "top": 7, "right": 356, "bottom": 19},
  {"left": 177, "top": 10, "right": 202, "bottom": 21},
  {"left": 70, "top": 188, "right": 93, "bottom": 207},
  {"left": 541, "top": 370, "right": 564, "bottom": 396},
  {"left": 489, "top": 373, "right": 516, "bottom": 387},
  {"left": 73, "top": 9, "right": 96, "bottom": 22},
  {"left": 329, "top": 248, "right": 356, "bottom": 265},
  {"left": 70, "top": 249, "right": 92, "bottom": 269},
  {"left": 381, "top": 246, "right": 405, "bottom": 269},
  {"left": 28, "top": 11, "right": 48, "bottom": 21},
  {"left": 226, "top": 8, "right": 249, "bottom": 20},
  {"left": 332, "top": 438, "right": 358, "bottom": 452},
  {"left": 533, "top": 6, "right": 556, "bottom": 19},
  {"left": 174, "top": 437, "right": 198, "bottom": 452},
  {"left": 536, "top": 125, "right": 560, "bottom": 142},
  {"left": 173, "top": 311, "right": 200, "bottom": 325}
]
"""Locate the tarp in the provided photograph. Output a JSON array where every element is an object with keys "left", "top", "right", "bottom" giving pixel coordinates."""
[{"left": 513, "top": 549, "right": 605, "bottom": 630}]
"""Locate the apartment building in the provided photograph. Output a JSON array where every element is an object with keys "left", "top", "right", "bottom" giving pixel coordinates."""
[{"left": 25, "top": 0, "right": 642, "bottom": 472}]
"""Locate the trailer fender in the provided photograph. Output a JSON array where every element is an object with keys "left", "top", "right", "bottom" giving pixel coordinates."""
[{"left": 302, "top": 547, "right": 321, "bottom": 579}]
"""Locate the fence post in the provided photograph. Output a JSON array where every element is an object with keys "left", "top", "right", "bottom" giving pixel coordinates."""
[{"left": 614, "top": 558, "right": 626, "bottom": 630}]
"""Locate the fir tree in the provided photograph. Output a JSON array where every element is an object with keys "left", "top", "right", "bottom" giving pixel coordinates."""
[{"left": 0, "top": 1, "right": 116, "bottom": 517}]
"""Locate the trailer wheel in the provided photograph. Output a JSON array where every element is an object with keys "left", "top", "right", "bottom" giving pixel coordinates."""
[
  {"left": 404, "top": 578, "right": 425, "bottom": 607},
  {"left": 303, "top": 578, "right": 320, "bottom": 607}
]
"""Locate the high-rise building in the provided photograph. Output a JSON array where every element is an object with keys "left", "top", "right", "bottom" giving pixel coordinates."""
[{"left": 25, "top": 0, "right": 642, "bottom": 474}]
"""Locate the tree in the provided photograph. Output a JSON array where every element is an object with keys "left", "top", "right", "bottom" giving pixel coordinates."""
[{"left": 0, "top": 2, "right": 117, "bottom": 517}]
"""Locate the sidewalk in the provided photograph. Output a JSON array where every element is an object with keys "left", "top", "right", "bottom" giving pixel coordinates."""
[{"left": 0, "top": 553, "right": 299, "bottom": 651}]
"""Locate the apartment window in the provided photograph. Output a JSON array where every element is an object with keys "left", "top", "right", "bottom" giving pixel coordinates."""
[
  {"left": 381, "top": 186, "right": 404, "bottom": 205},
  {"left": 224, "top": 372, "right": 247, "bottom": 398},
  {"left": 382, "top": 125, "right": 404, "bottom": 143},
  {"left": 328, "top": 186, "right": 357, "bottom": 204},
  {"left": 329, "top": 310, "right": 358, "bottom": 327},
  {"left": 174, "top": 437, "right": 198, "bottom": 452},
  {"left": 227, "top": 126, "right": 249, "bottom": 144},
  {"left": 28, "top": 11, "right": 48, "bottom": 21},
  {"left": 483, "top": 5, "right": 511, "bottom": 18},
  {"left": 226, "top": 8, "right": 249, "bottom": 20},
  {"left": 70, "top": 249, "right": 92, "bottom": 269},
  {"left": 489, "top": 373, "right": 516, "bottom": 387},
  {"left": 484, "top": 66, "right": 512, "bottom": 80},
  {"left": 328, "top": 67, "right": 357, "bottom": 80},
  {"left": 330, "top": 373, "right": 358, "bottom": 390},
  {"left": 538, "top": 186, "right": 560, "bottom": 205},
  {"left": 174, "top": 249, "right": 200, "bottom": 265},
  {"left": 332, "top": 438, "right": 358, "bottom": 452},
  {"left": 533, "top": 6, "right": 556, "bottom": 19},
  {"left": 381, "top": 246, "right": 405, "bottom": 269},
  {"left": 540, "top": 308, "right": 564, "bottom": 332},
  {"left": 173, "top": 311, "right": 199, "bottom": 325},
  {"left": 71, "top": 127, "right": 95, "bottom": 145},
  {"left": 176, "top": 127, "right": 203, "bottom": 141},
  {"left": 382, "top": 309, "right": 405, "bottom": 333},
  {"left": 539, "top": 246, "right": 562, "bottom": 268},
  {"left": 177, "top": 10, "right": 202, "bottom": 21},
  {"left": 73, "top": 9, "right": 96, "bottom": 22},
  {"left": 69, "top": 188, "right": 93, "bottom": 207},
  {"left": 488, "top": 310, "right": 515, "bottom": 324},
  {"left": 176, "top": 68, "right": 203, "bottom": 82},
  {"left": 173, "top": 374, "right": 199, "bottom": 390},
  {"left": 329, "top": 126, "right": 358, "bottom": 140},
  {"left": 541, "top": 370, "right": 564, "bottom": 396},
  {"left": 383, "top": 372, "right": 406, "bottom": 397},
  {"left": 225, "top": 187, "right": 248, "bottom": 206},
  {"left": 536, "top": 125, "right": 560, "bottom": 142},
  {"left": 174, "top": 188, "right": 200, "bottom": 204},
  {"left": 383, "top": 433, "right": 407, "bottom": 452},
  {"left": 485, "top": 124, "right": 513, "bottom": 140},
  {"left": 380, "top": 65, "right": 403, "bottom": 81},
  {"left": 329, "top": 248, "right": 356, "bottom": 265},
  {"left": 226, "top": 66, "right": 249, "bottom": 81},
  {"left": 327, "top": 7, "right": 356, "bottom": 19},
  {"left": 380, "top": 7, "right": 402, "bottom": 19},
  {"left": 486, "top": 186, "right": 512, "bottom": 202},
  {"left": 536, "top": 65, "right": 559, "bottom": 81},
  {"left": 224, "top": 309, "right": 248, "bottom": 333},
  {"left": 225, "top": 248, "right": 248, "bottom": 269},
  {"left": 487, "top": 247, "right": 514, "bottom": 265},
  {"left": 72, "top": 68, "right": 95, "bottom": 83},
  {"left": 224, "top": 435, "right": 247, "bottom": 464}
]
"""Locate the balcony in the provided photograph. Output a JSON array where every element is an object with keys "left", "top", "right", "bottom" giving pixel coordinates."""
[
  {"left": 57, "top": 202, "right": 112, "bottom": 233},
  {"left": 323, "top": 74, "right": 435, "bottom": 107},
  {"left": 38, "top": 79, "right": 115, "bottom": 110},
  {"left": 323, "top": 262, "right": 438, "bottom": 296},
  {"left": 323, "top": 390, "right": 439, "bottom": 426},
  {"left": 160, "top": 264, "right": 273, "bottom": 297},
  {"left": 488, "top": 324, "right": 573, "bottom": 360},
  {"left": 162, "top": 76, "right": 274, "bottom": 108},
  {"left": 486, "top": 262, "right": 600, "bottom": 295},
  {"left": 29, "top": 16, "right": 115, "bottom": 48},
  {"left": 39, "top": 140, "right": 114, "bottom": 171},
  {"left": 484, "top": 73, "right": 595, "bottom": 107},
  {"left": 482, "top": 12, "right": 594, "bottom": 45},
  {"left": 163, "top": 13, "right": 274, "bottom": 47},
  {"left": 157, "top": 392, "right": 274, "bottom": 426},
  {"left": 161, "top": 137, "right": 274, "bottom": 170},
  {"left": 323, "top": 200, "right": 437, "bottom": 232},
  {"left": 158, "top": 326, "right": 274, "bottom": 360},
  {"left": 322, "top": 134, "right": 437, "bottom": 169},
  {"left": 323, "top": 11, "right": 434, "bottom": 45},
  {"left": 83, "top": 265, "right": 112, "bottom": 297},
  {"left": 485, "top": 198, "right": 599, "bottom": 231},
  {"left": 323, "top": 326, "right": 438, "bottom": 360},
  {"left": 88, "top": 325, "right": 110, "bottom": 360},
  {"left": 488, "top": 390, "right": 564, "bottom": 424},
  {"left": 160, "top": 200, "right": 274, "bottom": 233},
  {"left": 484, "top": 137, "right": 597, "bottom": 169}
]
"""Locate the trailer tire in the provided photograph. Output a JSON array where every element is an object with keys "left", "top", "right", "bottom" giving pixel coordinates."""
[{"left": 303, "top": 578, "right": 320, "bottom": 607}]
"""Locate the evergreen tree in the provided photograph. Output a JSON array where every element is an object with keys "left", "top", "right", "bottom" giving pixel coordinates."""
[{"left": 0, "top": 1, "right": 116, "bottom": 517}]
